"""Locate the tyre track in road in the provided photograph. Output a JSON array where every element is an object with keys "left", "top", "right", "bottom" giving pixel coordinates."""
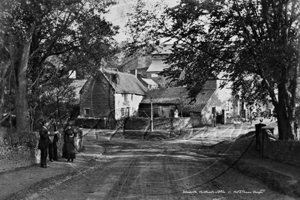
[
  {"left": 116, "top": 158, "right": 139, "bottom": 200},
  {"left": 137, "top": 144, "right": 223, "bottom": 185},
  {"left": 136, "top": 151, "right": 166, "bottom": 200},
  {"left": 84, "top": 142, "right": 143, "bottom": 200},
  {"left": 165, "top": 153, "right": 241, "bottom": 200},
  {"left": 165, "top": 153, "right": 198, "bottom": 200},
  {"left": 162, "top": 147, "right": 241, "bottom": 200},
  {"left": 103, "top": 155, "right": 141, "bottom": 199},
  {"left": 151, "top": 148, "right": 215, "bottom": 199},
  {"left": 94, "top": 141, "right": 170, "bottom": 199},
  {"left": 132, "top": 147, "right": 170, "bottom": 199},
  {"left": 162, "top": 154, "right": 183, "bottom": 200},
  {"left": 84, "top": 159, "right": 135, "bottom": 200},
  {"left": 138, "top": 170, "right": 149, "bottom": 200},
  {"left": 116, "top": 146, "right": 176, "bottom": 198},
  {"left": 135, "top": 147, "right": 202, "bottom": 199}
]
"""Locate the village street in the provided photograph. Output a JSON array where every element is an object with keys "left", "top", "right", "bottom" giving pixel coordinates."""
[
  {"left": 25, "top": 124, "right": 294, "bottom": 200},
  {"left": 1, "top": 1, "right": 300, "bottom": 200}
]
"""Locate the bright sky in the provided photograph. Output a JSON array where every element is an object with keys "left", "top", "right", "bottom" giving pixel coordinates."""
[{"left": 104, "top": 0, "right": 179, "bottom": 42}]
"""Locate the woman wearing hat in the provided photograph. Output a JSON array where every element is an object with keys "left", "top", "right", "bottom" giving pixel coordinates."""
[{"left": 63, "top": 122, "right": 76, "bottom": 162}]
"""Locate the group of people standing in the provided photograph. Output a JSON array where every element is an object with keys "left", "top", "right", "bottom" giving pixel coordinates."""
[{"left": 37, "top": 119, "right": 82, "bottom": 168}]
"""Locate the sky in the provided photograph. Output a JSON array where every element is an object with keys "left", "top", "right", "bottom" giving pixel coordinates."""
[{"left": 104, "top": 0, "right": 179, "bottom": 42}]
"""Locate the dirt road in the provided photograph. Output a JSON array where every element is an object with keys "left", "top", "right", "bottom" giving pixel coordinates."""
[{"left": 27, "top": 136, "right": 293, "bottom": 200}]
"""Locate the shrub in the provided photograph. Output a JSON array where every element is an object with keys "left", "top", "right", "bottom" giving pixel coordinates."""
[
  {"left": 4, "top": 129, "right": 38, "bottom": 149},
  {"left": 18, "top": 132, "right": 39, "bottom": 149}
]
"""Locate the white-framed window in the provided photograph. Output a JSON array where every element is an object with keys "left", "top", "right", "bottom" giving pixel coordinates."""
[
  {"left": 151, "top": 73, "right": 158, "bottom": 78},
  {"left": 84, "top": 108, "right": 90, "bottom": 115},
  {"left": 121, "top": 107, "right": 130, "bottom": 117},
  {"left": 121, "top": 107, "right": 125, "bottom": 117}
]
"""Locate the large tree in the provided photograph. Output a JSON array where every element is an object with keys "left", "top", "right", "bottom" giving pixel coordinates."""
[
  {"left": 0, "top": 32, "right": 11, "bottom": 143},
  {"left": 125, "top": 0, "right": 300, "bottom": 140},
  {"left": 0, "top": 0, "right": 119, "bottom": 132}
]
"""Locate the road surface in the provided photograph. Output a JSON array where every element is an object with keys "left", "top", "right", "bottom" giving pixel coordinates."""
[{"left": 27, "top": 130, "right": 293, "bottom": 200}]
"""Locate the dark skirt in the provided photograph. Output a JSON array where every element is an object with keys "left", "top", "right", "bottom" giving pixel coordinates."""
[{"left": 64, "top": 136, "right": 76, "bottom": 159}]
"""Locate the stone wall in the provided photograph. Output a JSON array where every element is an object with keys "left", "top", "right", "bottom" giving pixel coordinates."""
[
  {"left": 124, "top": 117, "right": 192, "bottom": 131},
  {"left": 154, "top": 117, "right": 192, "bottom": 130},
  {"left": 0, "top": 131, "right": 39, "bottom": 171},
  {"left": 0, "top": 129, "right": 81, "bottom": 173},
  {"left": 264, "top": 140, "right": 300, "bottom": 167},
  {"left": 190, "top": 113, "right": 203, "bottom": 128}
]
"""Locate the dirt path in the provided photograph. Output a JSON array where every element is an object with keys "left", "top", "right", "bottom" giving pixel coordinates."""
[{"left": 27, "top": 138, "right": 294, "bottom": 200}]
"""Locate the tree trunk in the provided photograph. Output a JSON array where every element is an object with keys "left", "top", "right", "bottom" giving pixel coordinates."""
[
  {"left": 10, "top": 22, "right": 36, "bottom": 134},
  {"left": 0, "top": 61, "right": 10, "bottom": 144},
  {"left": 277, "top": 107, "right": 295, "bottom": 140},
  {"left": 0, "top": 61, "right": 10, "bottom": 118},
  {"left": 276, "top": 84, "right": 295, "bottom": 140},
  {"left": 15, "top": 40, "right": 32, "bottom": 133}
]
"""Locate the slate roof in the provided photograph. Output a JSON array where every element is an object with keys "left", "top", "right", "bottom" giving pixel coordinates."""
[
  {"left": 101, "top": 69, "right": 148, "bottom": 95},
  {"left": 147, "top": 60, "right": 169, "bottom": 72},
  {"left": 141, "top": 87, "right": 215, "bottom": 112}
]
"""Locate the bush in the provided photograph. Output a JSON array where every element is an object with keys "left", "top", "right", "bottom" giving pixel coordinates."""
[
  {"left": 18, "top": 132, "right": 39, "bottom": 149},
  {"left": 4, "top": 129, "right": 38, "bottom": 149}
]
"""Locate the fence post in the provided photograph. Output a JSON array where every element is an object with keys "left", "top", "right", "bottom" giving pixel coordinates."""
[
  {"left": 261, "top": 127, "right": 271, "bottom": 157},
  {"left": 255, "top": 123, "right": 266, "bottom": 151},
  {"left": 150, "top": 102, "right": 153, "bottom": 132}
]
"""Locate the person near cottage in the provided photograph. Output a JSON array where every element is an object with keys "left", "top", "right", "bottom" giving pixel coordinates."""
[
  {"left": 212, "top": 112, "right": 217, "bottom": 127},
  {"left": 38, "top": 119, "right": 51, "bottom": 168},
  {"left": 74, "top": 126, "right": 83, "bottom": 152},
  {"left": 63, "top": 123, "right": 76, "bottom": 162},
  {"left": 48, "top": 119, "right": 59, "bottom": 162},
  {"left": 174, "top": 108, "right": 179, "bottom": 118}
]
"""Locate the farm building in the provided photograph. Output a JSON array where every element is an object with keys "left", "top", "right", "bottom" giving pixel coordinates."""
[{"left": 78, "top": 68, "right": 148, "bottom": 127}]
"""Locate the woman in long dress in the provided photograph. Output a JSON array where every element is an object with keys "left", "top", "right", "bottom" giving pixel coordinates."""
[{"left": 63, "top": 125, "right": 76, "bottom": 162}]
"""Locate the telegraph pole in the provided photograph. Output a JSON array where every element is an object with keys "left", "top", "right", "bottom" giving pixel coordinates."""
[{"left": 150, "top": 101, "right": 153, "bottom": 132}]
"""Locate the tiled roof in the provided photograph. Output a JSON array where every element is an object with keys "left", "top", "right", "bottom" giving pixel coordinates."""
[
  {"left": 141, "top": 87, "right": 215, "bottom": 112},
  {"left": 102, "top": 69, "right": 148, "bottom": 95},
  {"left": 147, "top": 60, "right": 169, "bottom": 72}
]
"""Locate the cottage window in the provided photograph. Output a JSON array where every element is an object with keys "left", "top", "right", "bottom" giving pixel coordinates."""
[
  {"left": 121, "top": 108, "right": 125, "bottom": 117},
  {"left": 84, "top": 108, "right": 90, "bottom": 115},
  {"left": 121, "top": 108, "right": 127, "bottom": 117}
]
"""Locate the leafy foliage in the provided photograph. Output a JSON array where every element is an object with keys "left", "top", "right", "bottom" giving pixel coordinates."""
[
  {"left": 125, "top": 0, "right": 300, "bottom": 139},
  {"left": 124, "top": 0, "right": 169, "bottom": 56},
  {"left": 0, "top": 0, "right": 120, "bottom": 131}
]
